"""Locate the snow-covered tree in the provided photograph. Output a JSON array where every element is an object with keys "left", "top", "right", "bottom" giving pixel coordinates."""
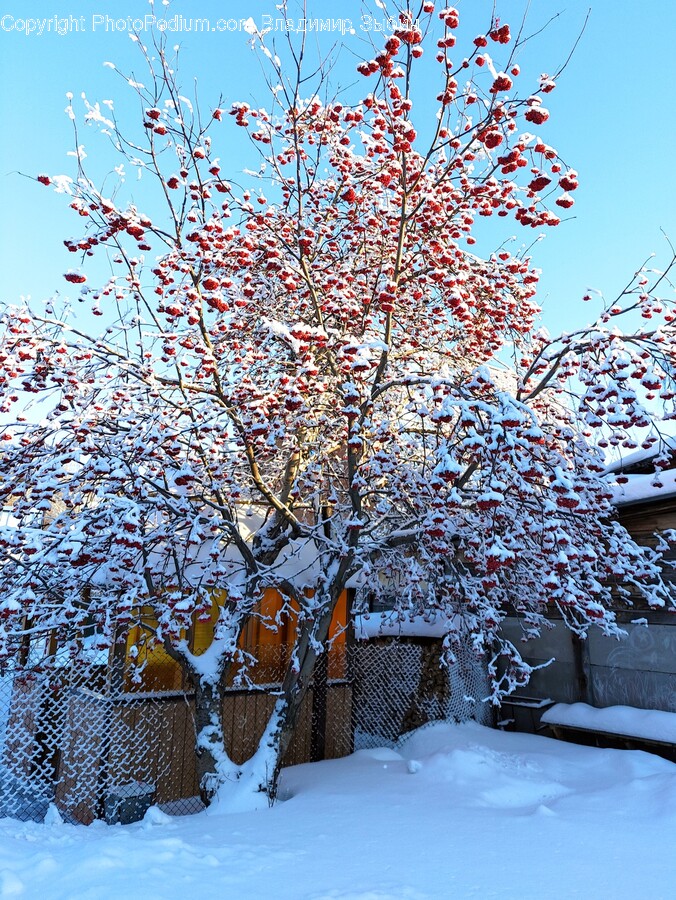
[{"left": 1, "top": 5, "right": 675, "bottom": 807}]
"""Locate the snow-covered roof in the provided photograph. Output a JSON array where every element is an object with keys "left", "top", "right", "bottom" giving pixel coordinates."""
[
  {"left": 354, "top": 611, "right": 456, "bottom": 640},
  {"left": 611, "top": 468, "right": 676, "bottom": 507},
  {"left": 604, "top": 436, "right": 676, "bottom": 507},
  {"left": 604, "top": 435, "right": 676, "bottom": 476}
]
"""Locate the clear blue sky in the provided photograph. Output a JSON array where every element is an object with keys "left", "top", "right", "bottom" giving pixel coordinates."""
[{"left": 1, "top": 0, "right": 675, "bottom": 338}]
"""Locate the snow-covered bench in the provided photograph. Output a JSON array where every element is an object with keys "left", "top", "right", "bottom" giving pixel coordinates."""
[{"left": 541, "top": 702, "right": 676, "bottom": 760}]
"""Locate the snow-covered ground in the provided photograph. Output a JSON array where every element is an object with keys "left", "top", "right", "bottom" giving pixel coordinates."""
[{"left": 1, "top": 722, "right": 675, "bottom": 899}]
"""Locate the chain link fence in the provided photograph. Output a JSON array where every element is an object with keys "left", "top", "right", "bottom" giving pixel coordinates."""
[
  {"left": 0, "top": 637, "right": 490, "bottom": 824},
  {"left": 351, "top": 638, "right": 491, "bottom": 750}
]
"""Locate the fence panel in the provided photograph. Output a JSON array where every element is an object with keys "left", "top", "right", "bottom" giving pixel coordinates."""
[{"left": 0, "top": 638, "right": 488, "bottom": 822}]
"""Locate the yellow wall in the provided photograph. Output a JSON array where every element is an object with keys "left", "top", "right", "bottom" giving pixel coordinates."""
[
  {"left": 125, "top": 590, "right": 349, "bottom": 692},
  {"left": 123, "top": 610, "right": 185, "bottom": 692}
]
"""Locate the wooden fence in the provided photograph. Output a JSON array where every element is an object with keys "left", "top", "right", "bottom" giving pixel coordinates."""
[{"left": 52, "top": 680, "right": 353, "bottom": 823}]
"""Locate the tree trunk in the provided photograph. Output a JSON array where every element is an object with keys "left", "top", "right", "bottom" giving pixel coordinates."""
[
  {"left": 195, "top": 587, "right": 347, "bottom": 808},
  {"left": 267, "top": 605, "right": 337, "bottom": 795},
  {"left": 310, "top": 647, "right": 328, "bottom": 762},
  {"left": 192, "top": 677, "right": 229, "bottom": 806}
]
